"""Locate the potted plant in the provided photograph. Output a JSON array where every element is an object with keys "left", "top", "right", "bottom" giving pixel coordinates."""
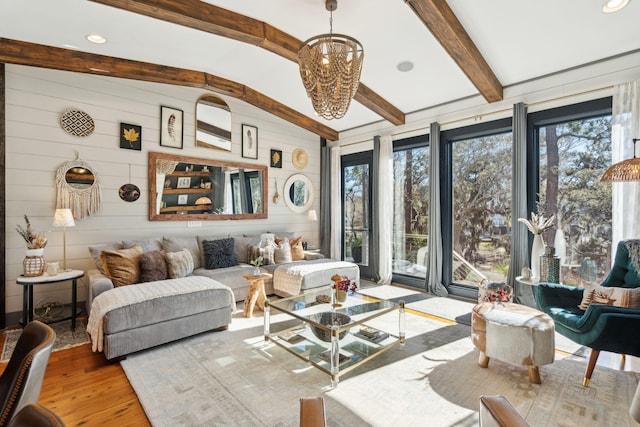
[
  {"left": 16, "top": 214, "right": 48, "bottom": 254},
  {"left": 17, "top": 215, "right": 48, "bottom": 276},
  {"left": 249, "top": 255, "right": 263, "bottom": 276},
  {"left": 331, "top": 274, "right": 358, "bottom": 303},
  {"left": 351, "top": 235, "right": 363, "bottom": 263}
]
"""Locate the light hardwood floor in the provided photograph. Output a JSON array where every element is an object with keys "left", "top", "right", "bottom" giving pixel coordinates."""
[
  {"left": 0, "top": 307, "right": 636, "bottom": 426},
  {"left": 0, "top": 318, "right": 150, "bottom": 427}
]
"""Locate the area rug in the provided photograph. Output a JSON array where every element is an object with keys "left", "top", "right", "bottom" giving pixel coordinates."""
[
  {"left": 1, "top": 320, "right": 89, "bottom": 362},
  {"left": 121, "top": 309, "right": 639, "bottom": 426}
]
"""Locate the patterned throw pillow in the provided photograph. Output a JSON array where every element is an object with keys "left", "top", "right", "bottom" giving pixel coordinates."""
[
  {"left": 247, "top": 245, "right": 275, "bottom": 265},
  {"left": 139, "top": 250, "right": 168, "bottom": 283},
  {"left": 165, "top": 249, "right": 195, "bottom": 278},
  {"left": 578, "top": 284, "right": 640, "bottom": 310},
  {"left": 274, "top": 238, "right": 293, "bottom": 264},
  {"left": 100, "top": 245, "right": 143, "bottom": 287},
  {"left": 203, "top": 238, "right": 239, "bottom": 270}
]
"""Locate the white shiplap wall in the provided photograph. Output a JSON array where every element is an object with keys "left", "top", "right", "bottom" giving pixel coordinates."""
[{"left": 4, "top": 64, "right": 321, "bottom": 317}]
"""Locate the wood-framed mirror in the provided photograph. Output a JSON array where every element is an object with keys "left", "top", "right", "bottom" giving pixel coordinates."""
[
  {"left": 284, "top": 173, "right": 313, "bottom": 213},
  {"left": 149, "top": 151, "right": 267, "bottom": 221},
  {"left": 195, "top": 95, "right": 232, "bottom": 151}
]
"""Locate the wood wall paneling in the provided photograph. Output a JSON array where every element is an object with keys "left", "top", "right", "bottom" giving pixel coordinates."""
[{"left": 2, "top": 64, "right": 321, "bottom": 323}]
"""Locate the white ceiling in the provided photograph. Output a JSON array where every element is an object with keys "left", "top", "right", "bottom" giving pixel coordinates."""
[{"left": 2, "top": 0, "right": 640, "bottom": 133}]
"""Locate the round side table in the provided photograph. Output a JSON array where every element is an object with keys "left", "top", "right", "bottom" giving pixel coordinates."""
[
  {"left": 16, "top": 269, "right": 84, "bottom": 330},
  {"left": 242, "top": 273, "right": 272, "bottom": 317}
]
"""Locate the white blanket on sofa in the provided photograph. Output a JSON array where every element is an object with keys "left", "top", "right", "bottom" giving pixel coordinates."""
[
  {"left": 87, "top": 276, "right": 234, "bottom": 353},
  {"left": 273, "top": 260, "right": 358, "bottom": 296}
]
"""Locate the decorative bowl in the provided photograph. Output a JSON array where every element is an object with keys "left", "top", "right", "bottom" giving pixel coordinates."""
[{"left": 309, "top": 312, "right": 351, "bottom": 342}]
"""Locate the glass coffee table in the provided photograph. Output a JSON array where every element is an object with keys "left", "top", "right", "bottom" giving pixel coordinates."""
[{"left": 264, "top": 287, "right": 405, "bottom": 386}]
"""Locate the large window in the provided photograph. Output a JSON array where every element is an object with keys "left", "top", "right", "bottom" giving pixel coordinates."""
[
  {"left": 450, "top": 126, "right": 513, "bottom": 288},
  {"left": 392, "top": 136, "right": 429, "bottom": 282},
  {"left": 531, "top": 98, "right": 612, "bottom": 286}
]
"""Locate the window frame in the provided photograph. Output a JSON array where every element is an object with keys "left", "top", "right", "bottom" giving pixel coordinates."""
[
  {"left": 440, "top": 117, "right": 513, "bottom": 299},
  {"left": 391, "top": 134, "right": 430, "bottom": 288}
]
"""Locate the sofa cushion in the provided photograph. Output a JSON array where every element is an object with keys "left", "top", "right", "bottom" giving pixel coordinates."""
[
  {"left": 100, "top": 245, "right": 143, "bottom": 287},
  {"left": 197, "top": 234, "right": 226, "bottom": 267},
  {"left": 578, "top": 284, "right": 640, "bottom": 310},
  {"left": 139, "top": 250, "right": 168, "bottom": 283},
  {"left": 162, "top": 236, "right": 201, "bottom": 270},
  {"left": 234, "top": 235, "right": 261, "bottom": 263},
  {"left": 123, "top": 239, "right": 163, "bottom": 253},
  {"left": 166, "top": 249, "right": 195, "bottom": 278},
  {"left": 275, "top": 238, "right": 293, "bottom": 263},
  {"left": 276, "top": 236, "right": 304, "bottom": 261},
  {"left": 247, "top": 245, "right": 275, "bottom": 265},
  {"left": 203, "top": 238, "right": 239, "bottom": 269},
  {"left": 89, "top": 242, "right": 125, "bottom": 274}
]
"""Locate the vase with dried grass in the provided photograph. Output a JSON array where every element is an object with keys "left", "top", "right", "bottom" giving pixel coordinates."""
[{"left": 17, "top": 215, "right": 48, "bottom": 276}]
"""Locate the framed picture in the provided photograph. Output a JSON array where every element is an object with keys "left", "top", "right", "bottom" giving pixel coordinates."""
[
  {"left": 120, "top": 123, "right": 142, "bottom": 151},
  {"left": 242, "top": 124, "right": 258, "bottom": 159},
  {"left": 270, "top": 149, "right": 282, "bottom": 168},
  {"left": 177, "top": 177, "right": 191, "bottom": 189},
  {"left": 177, "top": 194, "right": 188, "bottom": 205},
  {"left": 160, "top": 106, "right": 184, "bottom": 149}
]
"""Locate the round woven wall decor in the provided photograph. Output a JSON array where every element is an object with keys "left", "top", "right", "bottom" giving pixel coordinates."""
[{"left": 60, "top": 109, "right": 95, "bottom": 137}]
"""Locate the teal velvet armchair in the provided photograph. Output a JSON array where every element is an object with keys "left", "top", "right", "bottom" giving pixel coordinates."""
[{"left": 534, "top": 240, "right": 640, "bottom": 386}]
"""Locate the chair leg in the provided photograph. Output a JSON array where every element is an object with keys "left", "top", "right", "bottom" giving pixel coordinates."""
[
  {"left": 621, "top": 354, "right": 626, "bottom": 371},
  {"left": 583, "top": 349, "right": 600, "bottom": 387}
]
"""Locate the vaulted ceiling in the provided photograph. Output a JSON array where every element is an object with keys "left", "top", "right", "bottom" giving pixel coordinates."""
[{"left": 1, "top": 0, "right": 639, "bottom": 140}]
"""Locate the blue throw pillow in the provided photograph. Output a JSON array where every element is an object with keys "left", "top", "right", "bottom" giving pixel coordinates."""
[{"left": 203, "top": 238, "right": 238, "bottom": 269}]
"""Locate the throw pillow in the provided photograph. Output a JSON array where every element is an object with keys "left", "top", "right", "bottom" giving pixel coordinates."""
[
  {"left": 123, "top": 239, "right": 163, "bottom": 253},
  {"left": 100, "top": 245, "right": 143, "bottom": 287},
  {"left": 203, "top": 238, "right": 239, "bottom": 270},
  {"left": 276, "top": 235, "right": 304, "bottom": 261},
  {"left": 260, "top": 233, "right": 276, "bottom": 249},
  {"left": 274, "top": 238, "right": 293, "bottom": 264},
  {"left": 162, "top": 236, "right": 201, "bottom": 270},
  {"left": 139, "top": 250, "right": 168, "bottom": 283},
  {"left": 578, "top": 284, "right": 640, "bottom": 310},
  {"left": 88, "top": 242, "right": 124, "bottom": 274},
  {"left": 247, "top": 245, "right": 275, "bottom": 265},
  {"left": 165, "top": 249, "right": 195, "bottom": 278}
]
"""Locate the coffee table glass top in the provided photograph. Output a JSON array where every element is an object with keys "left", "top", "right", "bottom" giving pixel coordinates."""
[
  {"left": 265, "top": 286, "right": 405, "bottom": 385},
  {"left": 268, "top": 286, "right": 399, "bottom": 331}
]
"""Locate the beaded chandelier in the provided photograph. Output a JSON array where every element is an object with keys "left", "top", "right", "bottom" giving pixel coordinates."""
[
  {"left": 298, "top": 0, "right": 364, "bottom": 120},
  {"left": 601, "top": 138, "right": 640, "bottom": 182}
]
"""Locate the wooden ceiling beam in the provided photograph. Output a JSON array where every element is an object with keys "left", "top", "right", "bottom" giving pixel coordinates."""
[
  {"left": 89, "top": 0, "right": 405, "bottom": 126},
  {"left": 405, "top": 0, "right": 503, "bottom": 103},
  {"left": 0, "top": 38, "right": 338, "bottom": 141}
]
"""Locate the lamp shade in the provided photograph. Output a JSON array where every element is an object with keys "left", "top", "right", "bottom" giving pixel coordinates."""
[
  {"left": 53, "top": 208, "right": 76, "bottom": 227},
  {"left": 601, "top": 138, "right": 640, "bottom": 182},
  {"left": 308, "top": 209, "right": 318, "bottom": 221}
]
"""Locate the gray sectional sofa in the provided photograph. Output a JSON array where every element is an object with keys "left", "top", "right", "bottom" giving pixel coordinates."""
[{"left": 85, "top": 232, "right": 359, "bottom": 359}]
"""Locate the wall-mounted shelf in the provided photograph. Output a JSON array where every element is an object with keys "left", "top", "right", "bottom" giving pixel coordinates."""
[
  {"left": 163, "top": 188, "right": 212, "bottom": 194},
  {"left": 160, "top": 204, "right": 212, "bottom": 213}
]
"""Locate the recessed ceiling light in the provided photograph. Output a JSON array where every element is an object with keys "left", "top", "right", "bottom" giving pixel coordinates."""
[
  {"left": 603, "top": 0, "right": 630, "bottom": 13},
  {"left": 86, "top": 34, "right": 107, "bottom": 44},
  {"left": 397, "top": 61, "right": 414, "bottom": 72}
]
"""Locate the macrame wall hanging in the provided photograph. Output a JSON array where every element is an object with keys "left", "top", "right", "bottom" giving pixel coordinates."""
[{"left": 56, "top": 156, "right": 102, "bottom": 220}]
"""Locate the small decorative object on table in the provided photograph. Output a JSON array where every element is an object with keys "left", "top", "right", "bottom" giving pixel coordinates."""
[
  {"left": 250, "top": 255, "right": 263, "bottom": 276},
  {"left": 331, "top": 274, "right": 357, "bottom": 305},
  {"left": 518, "top": 207, "right": 555, "bottom": 280},
  {"left": 539, "top": 246, "right": 561, "bottom": 282},
  {"left": 478, "top": 282, "right": 513, "bottom": 303},
  {"left": 309, "top": 312, "right": 351, "bottom": 342},
  {"left": 17, "top": 215, "right": 48, "bottom": 277}
]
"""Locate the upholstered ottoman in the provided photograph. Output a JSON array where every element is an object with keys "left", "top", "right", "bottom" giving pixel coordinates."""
[{"left": 471, "top": 302, "right": 555, "bottom": 384}]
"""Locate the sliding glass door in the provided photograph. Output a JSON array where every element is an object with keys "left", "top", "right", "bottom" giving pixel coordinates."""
[{"left": 342, "top": 152, "right": 375, "bottom": 279}]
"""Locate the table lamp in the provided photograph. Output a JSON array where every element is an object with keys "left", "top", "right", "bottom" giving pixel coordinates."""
[
  {"left": 53, "top": 208, "right": 75, "bottom": 271},
  {"left": 308, "top": 209, "right": 318, "bottom": 248}
]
